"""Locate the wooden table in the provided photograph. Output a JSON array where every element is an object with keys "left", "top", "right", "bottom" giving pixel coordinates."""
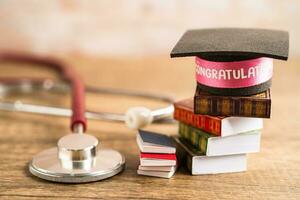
[{"left": 0, "top": 56, "right": 299, "bottom": 199}]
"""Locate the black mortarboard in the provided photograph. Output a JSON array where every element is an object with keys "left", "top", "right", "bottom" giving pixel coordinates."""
[
  {"left": 170, "top": 28, "right": 289, "bottom": 96},
  {"left": 170, "top": 28, "right": 289, "bottom": 62}
]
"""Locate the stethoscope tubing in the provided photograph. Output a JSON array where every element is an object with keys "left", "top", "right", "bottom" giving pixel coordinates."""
[
  {"left": 0, "top": 79, "right": 174, "bottom": 124},
  {"left": 0, "top": 53, "right": 87, "bottom": 131}
]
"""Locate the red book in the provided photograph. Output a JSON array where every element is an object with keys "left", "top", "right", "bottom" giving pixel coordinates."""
[
  {"left": 173, "top": 98, "right": 263, "bottom": 137},
  {"left": 140, "top": 153, "right": 177, "bottom": 166},
  {"left": 140, "top": 153, "right": 176, "bottom": 160},
  {"left": 174, "top": 98, "right": 224, "bottom": 136}
]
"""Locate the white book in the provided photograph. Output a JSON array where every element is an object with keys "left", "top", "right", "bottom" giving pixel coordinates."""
[
  {"left": 173, "top": 137, "right": 247, "bottom": 175},
  {"left": 136, "top": 130, "right": 176, "bottom": 154},
  {"left": 206, "top": 130, "right": 261, "bottom": 156},
  {"left": 179, "top": 122, "right": 261, "bottom": 156},
  {"left": 137, "top": 168, "right": 176, "bottom": 179},
  {"left": 190, "top": 154, "right": 246, "bottom": 175},
  {"left": 140, "top": 158, "right": 176, "bottom": 166},
  {"left": 221, "top": 117, "right": 263, "bottom": 137},
  {"left": 138, "top": 165, "right": 176, "bottom": 172}
]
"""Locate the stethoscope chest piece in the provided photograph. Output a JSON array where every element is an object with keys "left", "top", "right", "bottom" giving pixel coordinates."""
[{"left": 29, "top": 134, "right": 125, "bottom": 183}]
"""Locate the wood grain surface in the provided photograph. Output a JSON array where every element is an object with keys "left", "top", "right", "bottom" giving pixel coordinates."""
[{"left": 0, "top": 56, "right": 299, "bottom": 200}]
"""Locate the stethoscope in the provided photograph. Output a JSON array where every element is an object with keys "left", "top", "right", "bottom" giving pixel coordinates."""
[{"left": 0, "top": 53, "right": 174, "bottom": 183}]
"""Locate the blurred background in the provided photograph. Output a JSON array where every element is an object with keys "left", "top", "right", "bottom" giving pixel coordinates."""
[
  {"left": 0, "top": 0, "right": 299, "bottom": 58},
  {"left": 0, "top": 2, "right": 299, "bottom": 198}
]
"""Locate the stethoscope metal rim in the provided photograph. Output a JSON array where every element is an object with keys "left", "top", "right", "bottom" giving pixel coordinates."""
[{"left": 29, "top": 147, "right": 126, "bottom": 183}]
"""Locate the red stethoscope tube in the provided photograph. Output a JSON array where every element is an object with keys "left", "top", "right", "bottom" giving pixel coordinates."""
[{"left": 0, "top": 53, "right": 87, "bottom": 132}]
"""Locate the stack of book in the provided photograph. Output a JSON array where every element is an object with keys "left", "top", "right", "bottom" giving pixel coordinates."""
[
  {"left": 136, "top": 130, "right": 177, "bottom": 178},
  {"left": 173, "top": 99, "right": 262, "bottom": 174},
  {"left": 170, "top": 28, "right": 289, "bottom": 175}
]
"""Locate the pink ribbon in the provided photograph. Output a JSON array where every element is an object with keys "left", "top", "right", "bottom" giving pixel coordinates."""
[{"left": 195, "top": 57, "right": 273, "bottom": 88}]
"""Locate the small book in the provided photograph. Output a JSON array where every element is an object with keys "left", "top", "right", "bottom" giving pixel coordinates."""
[
  {"left": 136, "top": 130, "right": 176, "bottom": 154},
  {"left": 174, "top": 98, "right": 263, "bottom": 136},
  {"left": 140, "top": 153, "right": 177, "bottom": 166},
  {"left": 137, "top": 168, "right": 176, "bottom": 179},
  {"left": 173, "top": 136, "right": 247, "bottom": 175},
  {"left": 138, "top": 165, "right": 176, "bottom": 172},
  {"left": 194, "top": 85, "right": 271, "bottom": 118},
  {"left": 179, "top": 122, "right": 261, "bottom": 156}
]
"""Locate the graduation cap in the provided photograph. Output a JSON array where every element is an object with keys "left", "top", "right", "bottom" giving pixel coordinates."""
[{"left": 170, "top": 28, "right": 289, "bottom": 96}]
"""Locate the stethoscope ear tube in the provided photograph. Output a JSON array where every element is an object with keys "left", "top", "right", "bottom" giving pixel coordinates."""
[
  {"left": 0, "top": 53, "right": 87, "bottom": 132},
  {"left": 0, "top": 78, "right": 174, "bottom": 129}
]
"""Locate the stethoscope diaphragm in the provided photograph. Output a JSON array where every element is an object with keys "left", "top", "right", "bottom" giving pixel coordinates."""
[{"left": 29, "top": 133, "right": 125, "bottom": 183}]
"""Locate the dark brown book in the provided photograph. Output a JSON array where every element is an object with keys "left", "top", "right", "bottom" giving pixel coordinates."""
[{"left": 194, "top": 85, "right": 271, "bottom": 118}]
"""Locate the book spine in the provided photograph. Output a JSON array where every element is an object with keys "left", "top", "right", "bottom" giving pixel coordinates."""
[
  {"left": 194, "top": 95, "right": 271, "bottom": 118},
  {"left": 186, "top": 155, "right": 193, "bottom": 174},
  {"left": 174, "top": 106, "right": 222, "bottom": 136},
  {"left": 172, "top": 136, "right": 195, "bottom": 175},
  {"left": 178, "top": 122, "right": 210, "bottom": 153}
]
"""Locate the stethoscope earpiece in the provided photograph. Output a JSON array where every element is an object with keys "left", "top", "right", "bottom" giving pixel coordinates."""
[{"left": 125, "top": 107, "right": 153, "bottom": 129}]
